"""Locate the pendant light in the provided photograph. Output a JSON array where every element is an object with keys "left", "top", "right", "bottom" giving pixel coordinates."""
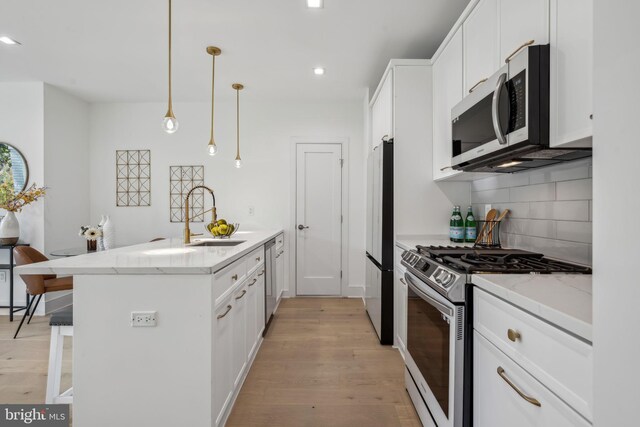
[
  {"left": 162, "top": 0, "right": 178, "bottom": 134},
  {"left": 232, "top": 83, "right": 244, "bottom": 168},
  {"left": 206, "top": 46, "right": 222, "bottom": 156}
]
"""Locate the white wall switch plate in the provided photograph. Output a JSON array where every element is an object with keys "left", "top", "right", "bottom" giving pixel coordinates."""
[
  {"left": 131, "top": 311, "right": 157, "bottom": 327},
  {"left": 248, "top": 206, "right": 255, "bottom": 216}
]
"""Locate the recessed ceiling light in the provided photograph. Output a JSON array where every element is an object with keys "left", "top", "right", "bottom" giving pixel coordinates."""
[
  {"left": 307, "top": 0, "right": 323, "bottom": 8},
  {"left": 313, "top": 67, "right": 325, "bottom": 76},
  {"left": 0, "top": 36, "right": 20, "bottom": 45}
]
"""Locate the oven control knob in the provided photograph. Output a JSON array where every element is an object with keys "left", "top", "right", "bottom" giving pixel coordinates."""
[
  {"left": 440, "top": 272, "right": 453, "bottom": 287},
  {"left": 434, "top": 269, "right": 444, "bottom": 283}
]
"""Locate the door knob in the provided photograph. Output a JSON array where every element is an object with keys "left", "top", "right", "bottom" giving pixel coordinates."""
[{"left": 298, "top": 224, "right": 309, "bottom": 230}]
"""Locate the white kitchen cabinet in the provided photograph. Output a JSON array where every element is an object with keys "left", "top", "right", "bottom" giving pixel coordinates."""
[
  {"left": 275, "top": 245, "right": 285, "bottom": 302},
  {"left": 549, "top": 0, "right": 593, "bottom": 148},
  {"left": 245, "top": 272, "right": 259, "bottom": 361},
  {"left": 371, "top": 69, "right": 393, "bottom": 146},
  {"left": 212, "top": 294, "right": 234, "bottom": 426},
  {"left": 463, "top": 0, "right": 499, "bottom": 94},
  {"left": 499, "top": 0, "right": 549, "bottom": 63},
  {"left": 432, "top": 27, "right": 464, "bottom": 180},
  {"left": 394, "top": 266, "right": 407, "bottom": 356},
  {"left": 231, "top": 285, "right": 247, "bottom": 389},
  {"left": 474, "top": 331, "right": 591, "bottom": 427}
]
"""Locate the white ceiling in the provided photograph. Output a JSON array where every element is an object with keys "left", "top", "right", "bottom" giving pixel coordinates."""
[{"left": 0, "top": 0, "right": 469, "bottom": 103}]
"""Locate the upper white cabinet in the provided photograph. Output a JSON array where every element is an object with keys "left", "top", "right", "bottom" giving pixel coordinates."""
[
  {"left": 371, "top": 70, "right": 393, "bottom": 146},
  {"left": 549, "top": 0, "right": 593, "bottom": 147},
  {"left": 499, "top": 0, "right": 549, "bottom": 63},
  {"left": 463, "top": 0, "right": 499, "bottom": 94},
  {"left": 432, "top": 27, "right": 464, "bottom": 180}
]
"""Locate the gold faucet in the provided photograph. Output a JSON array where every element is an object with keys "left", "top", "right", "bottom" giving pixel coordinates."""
[{"left": 184, "top": 185, "right": 217, "bottom": 244}]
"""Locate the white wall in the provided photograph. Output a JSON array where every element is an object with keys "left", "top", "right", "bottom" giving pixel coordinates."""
[
  {"left": 592, "top": 1, "right": 640, "bottom": 425},
  {"left": 89, "top": 99, "right": 366, "bottom": 296},
  {"left": 0, "top": 82, "right": 45, "bottom": 309}
]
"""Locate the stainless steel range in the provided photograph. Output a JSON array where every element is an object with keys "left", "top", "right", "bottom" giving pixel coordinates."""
[{"left": 400, "top": 245, "right": 591, "bottom": 427}]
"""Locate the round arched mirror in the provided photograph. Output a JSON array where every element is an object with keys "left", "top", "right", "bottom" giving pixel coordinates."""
[{"left": 0, "top": 143, "right": 29, "bottom": 194}]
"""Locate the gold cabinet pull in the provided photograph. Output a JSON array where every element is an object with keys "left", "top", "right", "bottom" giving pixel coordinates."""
[
  {"left": 258, "top": 270, "right": 265, "bottom": 276},
  {"left": 469, "top": 78, "right": 488, "bottom": 93},
  {"left": 256, "top": 257, "right": 261, "bottom": 262},
  {"left": 235, "top": 290, "right": 247, "bottom": 300},
  {"left": 507, "top": 329, "right": 521, "bottom": 342},
  {"left": 497, "top": 367, "right": 541, "bottom": 407},
  {"left": 217, "top": 305, "right": 232, "bottom": 319},
  {"left": 231, "top": 274, "right": 238, "bottom": 281},
  {"left": 248, "top": 278, "right": 257, "bottom": 287},
  {"left": 399, "top": 278, "right": 406, "bottom": 285},
  {"left": 440, "top": 165, "right": 453, "bottom": 171},
  {"left": 505, "top": 39, "right": 535, "bottom": 63}
]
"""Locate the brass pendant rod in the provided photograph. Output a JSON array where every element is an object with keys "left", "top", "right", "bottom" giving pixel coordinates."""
[
  {"left": 235, "top": 86, "right": 240, "bottom": 159},
  {"left": 210, "top": 53, "right": 215, "bottom": 141},
  {"left": 167, "top": 0, "right": 173, "bottom": 116}
]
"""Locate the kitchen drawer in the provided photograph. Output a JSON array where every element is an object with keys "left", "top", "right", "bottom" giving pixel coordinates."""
[
  {"left": 213, "top": 257, "right": 247, "bottom": 303},
  {"left": 246, "top": 246, "right": 265, "bottom": 274},
  {"left": 474, "top": 288, "right": 593, "bottom": 420},
  {"left": 275, "top": 233, "right": 284, "bottom": 251},
  {"left": 474, "top": 331, "right": 591, "bottom": 427}
]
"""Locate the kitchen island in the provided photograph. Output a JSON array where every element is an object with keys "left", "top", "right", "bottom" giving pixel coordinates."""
[{"left": 16, "top": 230, "right": 283, "bottom": 427}]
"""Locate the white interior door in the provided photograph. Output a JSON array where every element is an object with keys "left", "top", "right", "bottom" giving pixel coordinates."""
[{"left": 296, "top": 143, "right": 342, "bottom": 296}]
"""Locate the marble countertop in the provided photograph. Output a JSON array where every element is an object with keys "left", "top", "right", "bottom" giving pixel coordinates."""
[
  {"left": 15, "top": 230, "right": 283, "bottom": 275},
  {"left": 473, "top": 274, "right": 592, "bottom": 342}
]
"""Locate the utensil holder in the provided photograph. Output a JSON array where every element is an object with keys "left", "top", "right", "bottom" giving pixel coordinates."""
[{"left": 474, "top": 220, "right": 502, "bottom": 248}]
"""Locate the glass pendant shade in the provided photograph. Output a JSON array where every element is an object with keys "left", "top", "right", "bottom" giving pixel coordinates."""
[
  {"left": 208, "top": 142, "right": 218, "bottom": 156},
  {"left": 234, "top": 158, "right": 243, "bottom": 169},
  {"left": 232, "top": 83, "right": 244, "bottom": 168},
  {"left": 163, "top": 115, "right": 179, "bottom": 134},
  {"left": 206, "top": 46, "right": 221, "bottom": 155}
]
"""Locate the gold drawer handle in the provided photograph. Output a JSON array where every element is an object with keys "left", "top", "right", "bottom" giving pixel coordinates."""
[
  {"left": 469, "top": 78, "right": 488, "bottom": 93},
  {"left": 497, "top": 367, "right": 541, "bottom": 407},
  {"left": 440, "top": 165, "right": 453, "bottom": 172},
  {"left": 258, "top": 270, "right": 265, "bottom": 276},
  {"left": 507, "top": 329, "right": 521, "bottom": 342},
  {"left": 235, "top": 290, "right": 247, "bottom": 300},
  {"left": 231, "top": 274, "right": 238, "bottom": 281},
  {"left": 399, "top": 278, "right": 406, "bottom": 285},
  {"left": 256, "top": 257, "right": 261, "bottom": 262},
  {"left": 248, "top": 278, "right": 257, "bottom": 287},
  {"left": 505, "top": 39, "right": 535, "bottom": 63},
  {"left": 217, "top": 305, "right": 232, "bottom": 319}
]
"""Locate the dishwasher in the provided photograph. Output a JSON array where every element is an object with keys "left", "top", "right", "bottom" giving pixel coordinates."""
[{"left": 263, "top": 238, "right": 277, "bottom": 335}]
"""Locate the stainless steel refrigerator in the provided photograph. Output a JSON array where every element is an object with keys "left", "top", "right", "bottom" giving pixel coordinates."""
[{"left": 365, "top": 138, "right": 394, "bottom": 345}]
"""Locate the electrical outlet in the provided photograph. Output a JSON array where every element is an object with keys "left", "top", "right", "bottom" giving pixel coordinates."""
[
  {"left": 0, "top": 272, "right": 6, "bottom": 282},
  {"left": 248, "top": 206, "right": 255, "bottom": 216},
  {"left": 131, "top": 311, "right": 157, "bottom": 327}
]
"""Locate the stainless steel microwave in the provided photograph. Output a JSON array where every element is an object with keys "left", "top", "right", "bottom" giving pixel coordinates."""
[{"left": 450, "top": 44, "right": 590, "bottom": 173}]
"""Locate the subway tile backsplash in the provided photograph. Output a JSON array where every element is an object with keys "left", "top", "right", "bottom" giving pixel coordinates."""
[{"left": 471, "top": 159, "right": 592, "bottom": 266}]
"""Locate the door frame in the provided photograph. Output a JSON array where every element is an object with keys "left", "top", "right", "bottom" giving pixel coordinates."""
[{"left": 289, "top": 137, "right": 349, "bottom": 297}]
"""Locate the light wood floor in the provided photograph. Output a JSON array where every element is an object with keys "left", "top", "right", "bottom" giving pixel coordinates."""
[
  {"left": 0, "top": 313, "right": 72, "bottom": 404},
  {"left": 227, "top": 298, "right": 421, "bottom": 427},
  {"left": 0, "top": 299, "right": 420, "bottom": 427}
]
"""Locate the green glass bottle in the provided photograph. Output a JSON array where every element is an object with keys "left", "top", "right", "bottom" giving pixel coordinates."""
[
  {"left": 450, "top": 206, "right": 465, "bottom": 243},
  {"left": 465, "top": 206, "right": 477, "bottom": 243}
]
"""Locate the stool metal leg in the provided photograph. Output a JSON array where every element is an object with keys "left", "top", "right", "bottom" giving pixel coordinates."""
[
  {"left": 27, "top": 294, "right": 42, "bottom": 325},
  {"left": 46, "top": 325, "right": 63, "bottom": 404},
  {"left": 13, "top": 296, "right": 36, "bottom": 339}
]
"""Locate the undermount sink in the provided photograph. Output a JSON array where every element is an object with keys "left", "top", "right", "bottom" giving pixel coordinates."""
[{"left": 190, "top": 240, "right": 246, "bottom": 247}]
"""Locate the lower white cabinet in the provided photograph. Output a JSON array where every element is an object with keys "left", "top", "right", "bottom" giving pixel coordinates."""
[
  {"left": 394, "top": 266, "right": 407, "bottom": 356},
  {"left": 213, "top": 294, "right": 234, "bottom": 426},
  {"left": 474, "top": 331, "right": 590, "bottom": 427},
  {"left": 212, "top": 256, "right": 266, "bottom": 426},
  {"left": 275, "top": 243, "right": 285, "bottom": 302}
]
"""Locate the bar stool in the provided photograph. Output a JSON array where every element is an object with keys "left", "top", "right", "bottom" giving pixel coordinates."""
[
  {"left": 46, "top": 307, "right": 73, "bottom": 404},
  {"left": 13, "top": 247, "right": 73, "bottom": 339}
]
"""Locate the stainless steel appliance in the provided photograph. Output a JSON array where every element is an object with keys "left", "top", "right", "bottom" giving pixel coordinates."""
[
  {"left": 450, "top": 44, "right": 590, "bottom": 173},
  {"left": 263, "top": 238, "right": 276, "bottom": 335},
  {"left": 401, "top": 246, "right": 591, "bottom": 427},
  {"left": 364, "top": 138, "right": 394, "bottom": 344}
]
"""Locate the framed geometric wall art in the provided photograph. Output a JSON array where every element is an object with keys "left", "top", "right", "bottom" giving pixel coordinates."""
[
  {"left": 169, "top": 165, "right": 205, "bottom": 222},
  {"left": 116, "top": 150, "right": 151, "bottom": 207}
]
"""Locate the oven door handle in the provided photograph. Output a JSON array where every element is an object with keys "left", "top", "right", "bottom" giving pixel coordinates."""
[
  {"left": 405, "top": 273, "right": 454, "bottom": 317},
  {"left": 492, "top": 72, "right": 508, "bottom": 145}
]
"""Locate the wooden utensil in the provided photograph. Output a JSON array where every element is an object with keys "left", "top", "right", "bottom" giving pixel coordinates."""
[
  {"left": 476, "top": 208, "right": 497, "bottom": 246},
  {"left": 486, "top": 209, "right": 510, "bottom": 244}
]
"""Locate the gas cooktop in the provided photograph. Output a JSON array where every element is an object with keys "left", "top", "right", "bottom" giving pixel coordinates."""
[{"left": 415, "top": 245, "right": 592, "bottom": 274}]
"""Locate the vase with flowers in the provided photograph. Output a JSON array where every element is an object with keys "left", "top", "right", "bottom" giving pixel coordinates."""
[
  {"left": 79, "top": 226, "right": 103, "bottom": 252},
  {"left": 0, "top": 182, "right": 46, "bottom": 245}
]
